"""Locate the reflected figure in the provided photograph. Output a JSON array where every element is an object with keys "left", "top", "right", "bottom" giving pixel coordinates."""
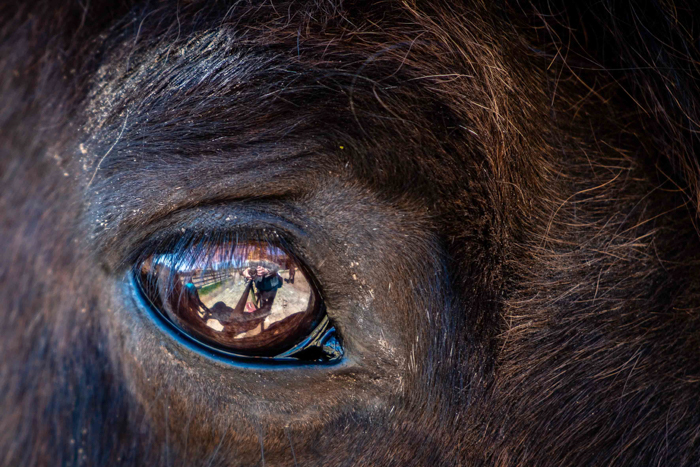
[
  {"left": 284, "top": 257, "right": 296, "bottom": 284},
  {"left": 183, "top": 282, "right": 207, "bottom": 313},
  {"left": 243, "top": 260, "right": 284, "bottom": 314}
]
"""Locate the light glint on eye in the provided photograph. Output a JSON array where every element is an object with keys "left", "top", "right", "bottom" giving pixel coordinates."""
[{"left": 136, "top": 240, "right": 342, "bottom": 362}]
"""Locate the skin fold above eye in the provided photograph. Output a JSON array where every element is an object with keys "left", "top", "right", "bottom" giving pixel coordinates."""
[{"left": 136, "top": 238, "right": 343, "bottom": 362}]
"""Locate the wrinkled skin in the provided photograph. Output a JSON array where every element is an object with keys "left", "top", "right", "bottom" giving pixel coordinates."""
[{"left": 3, "top": 1, "right": 700, "bottom": 465}]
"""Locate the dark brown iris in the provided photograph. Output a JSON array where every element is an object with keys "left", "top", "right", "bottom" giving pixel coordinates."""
[{"left": 138, "top": 241, "right": 324, "bottom": 357}]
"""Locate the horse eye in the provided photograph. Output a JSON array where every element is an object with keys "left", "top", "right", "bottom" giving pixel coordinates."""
[{"left": 134, "top": 240, "right": 343, "bottom": 363}]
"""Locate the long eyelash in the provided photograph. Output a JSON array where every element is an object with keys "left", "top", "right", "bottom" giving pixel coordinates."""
[{"left": 135, "top": 228, "right": 296, "bottom": 301}]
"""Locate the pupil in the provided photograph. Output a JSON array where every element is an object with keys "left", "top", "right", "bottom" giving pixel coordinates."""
[{"left": 141, "top": 241, "right": 322, "bottom": 356}]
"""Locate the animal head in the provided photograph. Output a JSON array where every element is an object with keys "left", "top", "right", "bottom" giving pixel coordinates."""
[{"left": 2, "top": 1, "right": 700, "bottom": 465}]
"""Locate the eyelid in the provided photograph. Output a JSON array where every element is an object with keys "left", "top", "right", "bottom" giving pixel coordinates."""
[
  {"left": 86, "top": 157, "right": 318, "bottom": 263},
  {"left": 112, "top": 203, "right": 316, "bottom": 274}
]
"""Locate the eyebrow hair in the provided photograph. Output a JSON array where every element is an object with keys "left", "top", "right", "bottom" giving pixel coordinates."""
[
  {"left": 79, "top": 31, "right": 337, "bottom": 177},
  {"left": 76, "top": 35, "right": 350, "bottom": 258},
  {"left": 82, "top": 69, "right": 327, "bottom": 181},
  {"left": 76, "top": 26, "right": 463, "bottom": 263}
]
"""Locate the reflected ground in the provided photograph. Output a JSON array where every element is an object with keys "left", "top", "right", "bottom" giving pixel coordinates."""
[{"left": 194, "top": 266, "right": 312, "bottom": 339}]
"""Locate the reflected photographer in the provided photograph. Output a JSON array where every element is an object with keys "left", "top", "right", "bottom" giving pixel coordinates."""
[{"left": 242, "top": 260, "right": 283, "bottom": 313}]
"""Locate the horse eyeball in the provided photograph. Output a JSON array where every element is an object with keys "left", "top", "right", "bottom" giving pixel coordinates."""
[{"left": 135, "top": 240, "right": 341, "bottom": 362}]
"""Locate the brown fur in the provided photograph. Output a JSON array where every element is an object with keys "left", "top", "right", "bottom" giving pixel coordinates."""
[{"left": 2, "top": 0, "right": 700, "bottom": 465}]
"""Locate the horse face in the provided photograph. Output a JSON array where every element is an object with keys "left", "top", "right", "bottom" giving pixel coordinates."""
[{"left": 2, "top": 1, "right": 700, "bottom": 465}]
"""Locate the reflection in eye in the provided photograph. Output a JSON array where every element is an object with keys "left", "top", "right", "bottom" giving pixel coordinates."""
[{"left": 135, "top": 239, "right": 343, "bottom": 363}]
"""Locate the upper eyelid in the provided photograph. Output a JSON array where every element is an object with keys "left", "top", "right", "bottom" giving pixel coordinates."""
[
  {"left": 101, "top": 202, "right": 316, "bottom": 273},
  {"left": 84, "top": 157, "right": 323, "bottom": 256}
]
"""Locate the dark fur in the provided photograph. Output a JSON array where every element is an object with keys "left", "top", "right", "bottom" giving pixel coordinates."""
[{"left": 3, "top": 0, "right": 700, "bottom": 465}]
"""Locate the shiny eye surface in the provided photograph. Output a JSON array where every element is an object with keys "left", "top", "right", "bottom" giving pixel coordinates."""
[{"left": 135, "top": 239, "right": 343, "bottom": 363}]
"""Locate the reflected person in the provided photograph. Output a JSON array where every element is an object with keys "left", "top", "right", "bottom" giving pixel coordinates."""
[
  {"left": 242, "top": 260, "right": 283, "bottom": 313},
  {"left": 284, "top": 257, "right": 296, "bottom": 284}
]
